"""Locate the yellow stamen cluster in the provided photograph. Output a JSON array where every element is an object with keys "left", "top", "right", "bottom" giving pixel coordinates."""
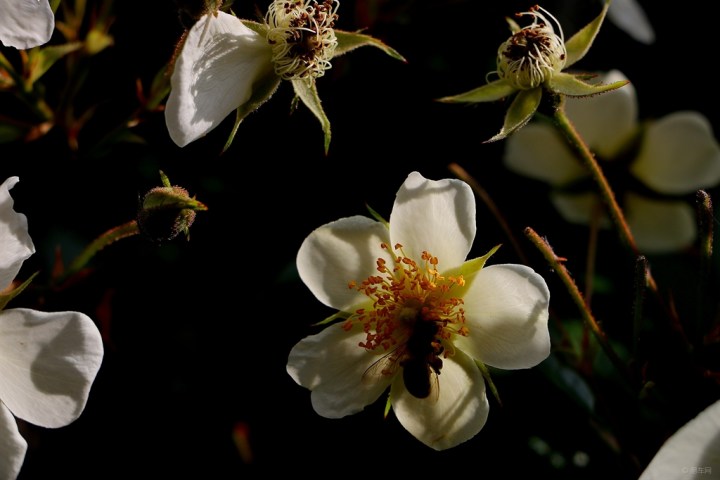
[
  {"left": 496, "top": 5, "right": 566, "bottom": 90},
  {"left": 345, "top": 243, "right": 468, "bottom": 353},
  {"left": 265, "top": 0, "right": 339, "bottom": 80}
]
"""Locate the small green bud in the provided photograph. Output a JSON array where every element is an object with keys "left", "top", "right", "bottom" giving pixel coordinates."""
[{"left": 137, "top": 171, "right": 207, "bottom": 243}]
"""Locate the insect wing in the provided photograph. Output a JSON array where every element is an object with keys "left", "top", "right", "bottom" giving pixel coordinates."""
[{"left": 361, "top": 347, "right": 403, "bottom": 385}]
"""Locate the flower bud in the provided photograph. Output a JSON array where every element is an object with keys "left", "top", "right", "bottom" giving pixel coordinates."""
[{"left": 137, "top": 171, "right": 207, "bottom": 242}]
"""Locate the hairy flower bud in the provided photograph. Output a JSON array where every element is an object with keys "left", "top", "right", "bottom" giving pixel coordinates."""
[
  {"left": 137, "top": 171, "right": 207, "bottom": 243},
  {"left": 496, "top": 5, "right": 566, "bottom": 90}
]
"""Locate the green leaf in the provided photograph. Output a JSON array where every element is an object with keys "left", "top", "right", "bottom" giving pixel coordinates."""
[
  {"left": 222, "top": 68, "right": 281, "bottom": 153},
  {"left": 549, "top": 72, "right": 629, "bottom": 97},
  {"left": 240, "top": 19, "right": 268, "bottom": 36},
  {"left": 0, "top": 272, "right": 38, "bottom": 311},
  {"left": 564, "top": 0, "right": 610, "bottom": 67},
  {"left": 26, "top": 42, "right": 83, "bottom": 86},
  {"left": 487, "top": 87, "right": 542, "bottom": 142},
  {"left": 334, "top": 30, "right": 406, "bottom": 62},
  {"left": 291, "top": 77, "right": 331, "bottom": 154},
  {"left": 437, "top": 79, "right": 515, "bottom": 104}
]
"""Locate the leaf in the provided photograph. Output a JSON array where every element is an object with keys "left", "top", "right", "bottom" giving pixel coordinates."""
[
  {"left": 564, "top": 0, "right": 610, "bottom": 68},
  {"left": 0, "top": 272, "right": 38, "bottom": 311},
  {"left": 549, "top": 72, "right": 629, "bottom": 97},
  {"left": 291, "top": 77, "right": 331, "bottom": 154},
  {"left": 240, "top": 19, "right": 268, "bottom": 36},
  {"left": 26, "top": 42, "right": 83, "bottom": 86},
  {"left": 437, "top": 79, "right": 515, "bottom": 104},
  {"left": 334, "top": 30, "right": 406, "bottom": 62},
  {"left": 222, "top": 69, "right": 281, "bottom": 153},
  {"left": 486, "top": 87, "right": 542, "bottom": 142}
]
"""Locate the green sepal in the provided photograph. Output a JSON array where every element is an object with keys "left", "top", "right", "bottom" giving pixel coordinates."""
[
  {"left": 222, "top": 67, "right": 281, "bottom": 153},
  {"left": 564, "top": 0, "right": 610, "bottom": 68},
  {"left": 240, "top": 19, "right": 268, "bottom": 36},
  {"left": 548, "top": 72, "right": 629, "bottom": 97},
  {"left": 291, "top": 77, "right": 331, "bottom": 154},
  {"left": 334, "top": 30, "right": 406, "bottom": 63},
  {"left": 437, "top": 79, "right": 515, "bottom": 104},
  {"left": 0, "top": 272, "right": 38, "bottom": 311},
  {"left": 486, "top": 87, "right": 542, "bottom": 142},
  {"left": 312, "top": 310, "right": 350, "bottom": 327},
  {"left": 26, "top": 42, "right": 83, "bottom": 87},
  {"left": 444, "top": 244, "right": 501, "bottom": 289},
  {"left": 365, "top": 203, "right": 389, "bottom": 227},
  {"left": 475, "top": 359, "right": 502, "bottom": 406},
  {"left": 383, "top": 390, "right": 392, "bottom": 419}
]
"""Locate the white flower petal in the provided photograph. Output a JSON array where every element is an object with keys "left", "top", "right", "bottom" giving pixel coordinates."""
[
  {"left": 0, "top": 309, "right": 104, "bottom": 428},
  {"left": 625, "top": 193, "right": 696, "bottom": 254},
  {"left": 0, "top": 0, "right": 54, "bottom": 49},
  {"left": 551, "top": 191, "right": 611, "bottom": 228},
  {"left": 456, "top": 264, "right": 550, "bottom": 370},
  {"left": 0, "top": 403, "right": 27, "bottom": 480},
  {"left": 631, "top": 112, "right": 720, "bottom": 195},
  {"left": 389, "top": 172, "right": 475, "bottom": 270},
  {"left": 165, "top": 12, "right": 274, "bottom": 147},
  {"left": 0, "top": 177, "right": 35, "bottom": 292},
  {"left": 565, "top": 70, "right": 638, "bottom": 159},
  {"left": 297, "top": 215, "right": 391, "bottom": 311},
  {"left": 607, "top": 0, "right": 655, "bottom": 45},
  {"left": 287, "top": 323, "right": 392, "bottom": 419},
  {"left": 639, "top": 399, "right": 720, "bottom": 480},
  {"left": 392, "top": 349, "right": 488, "bottom": 450},
  {"left": 504, "top": 123, "right": 587, "bottom": 186}
]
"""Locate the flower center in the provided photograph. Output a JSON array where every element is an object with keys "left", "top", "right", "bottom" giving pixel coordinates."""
[
  {"left": 265, "top": 0, "right": 339, "bottom": 80},
  {"left": 496, "top": 5, "right": 566, "bottom": 90},
  {"left": 345, "top": 243, "right": 469, "bottom": 387}
]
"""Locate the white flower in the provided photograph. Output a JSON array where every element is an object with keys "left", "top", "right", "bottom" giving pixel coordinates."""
[
  {"left": 504, "top": 69, "right": 720, "bottom": 254},
  {"left": 639, "top": 398, "right": 720, "bottom": 480},
  {"left": 287, "top": 171, "right": 551, "bottom": 450},
  {"left": 0, "top": 177, "right": 104, "bottom": 480},
  {"left": 0, "top": 0, "right": 54, "bottom": 50}
]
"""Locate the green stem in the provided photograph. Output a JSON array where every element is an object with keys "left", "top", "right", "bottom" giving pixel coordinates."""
[
  {"left": 525, "top": 227, "right": 633, "bottom": 385},
  {"left": 62, "top": 220, "right": 140, "bottom": 281}
]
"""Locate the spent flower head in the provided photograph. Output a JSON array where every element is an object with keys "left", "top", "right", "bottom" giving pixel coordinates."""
[
  {"left": 439, "top": 2, "right": 627, "bottom": 142},
  {"left": 165, "top": 0, "right": 405, "bottom": 153},
  {"left": 287, "top": 171, "right": 551, "bottom": 450},
  {"left": 0, "top": 177, "right": 104, "bottom": 479}
]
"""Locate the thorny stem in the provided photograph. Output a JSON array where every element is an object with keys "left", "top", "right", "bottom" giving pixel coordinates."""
[
  {"left": 525, "top": 227, "right": 633, "bottom": 385},
  {"left": 61, "top": 220, "right": 140, "bottom": 282},
  {"left": 551, "top": 102, "right": 671, "bottom": 323}
]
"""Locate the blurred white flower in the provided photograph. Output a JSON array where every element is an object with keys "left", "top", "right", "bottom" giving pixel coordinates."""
[
  {"left": 287, "top": 171, "right": 551, "bottom": 450},
  {"left": 639, "top": 399, "right": 720, "bottom": 479},
  {"left": 0, "top": 177, "right": 104, "bottom": 479},
  {"left": 608, "top": 0, "right": 655, "bottom": 44},
  {"left": 0, "top": 0, "right": 54, "bottom": 49},
  {"left": 504, "top": 70, "right": 720, "bottom": 254}
]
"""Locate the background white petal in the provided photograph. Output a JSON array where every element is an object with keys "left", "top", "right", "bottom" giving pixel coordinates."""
[
  {"left": 551, "top": 191, "right": 611, "bottom": 228},
  {"left": 0, "top": 403, "right": 27, "bottom": 480},
  {"left": 297, "top": 215, "right": 391, "bottom": 311},
  {"left": 287, "top": 323, "right": 392, "bottom": 419},
  {"left": 504, "top": 123, "right": 587, "bottom": 186},
  {"left": 625, "top": 193, "right": 696, "bottom": 254},
  {"left": 565, "top": 70, "right": 638, "bottom": 159},
  {"left": 639, "top": 399, "right": 720, "bottom": 480},
  {"left": 390, "top": 171, "right": 475, "bottom": 270},
  {"left": 456, "top": 264, "right": 550, "bottom": 370},
  {"left": 0, "top": 309, "right": 104, "bottom": 429},
  {"left": 165, "top": 12, "right": 273, "bottom": 147},
  {"left": 392, "top": 350, "right": 488, "bottom": 450},
  {"left": 607, "top": 0, "right": 656, "bottom": 45},
  {"left": 0, "top": 177, "right": 35, "bottom": 293},
  {"left": 0, "top": 0, "right": 54, "bottom": 49},
  {"left": 631, "top": 112, "right": 720, "bottom": 194}
]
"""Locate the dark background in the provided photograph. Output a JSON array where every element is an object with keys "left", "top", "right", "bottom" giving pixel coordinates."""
[{"left": 2, "top": 0, "right": 718, "bottom": 477}]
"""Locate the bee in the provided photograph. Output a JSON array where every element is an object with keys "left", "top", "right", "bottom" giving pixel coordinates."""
[{"left": 363, "top": 316, "right": 444, "bottom": 401}]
